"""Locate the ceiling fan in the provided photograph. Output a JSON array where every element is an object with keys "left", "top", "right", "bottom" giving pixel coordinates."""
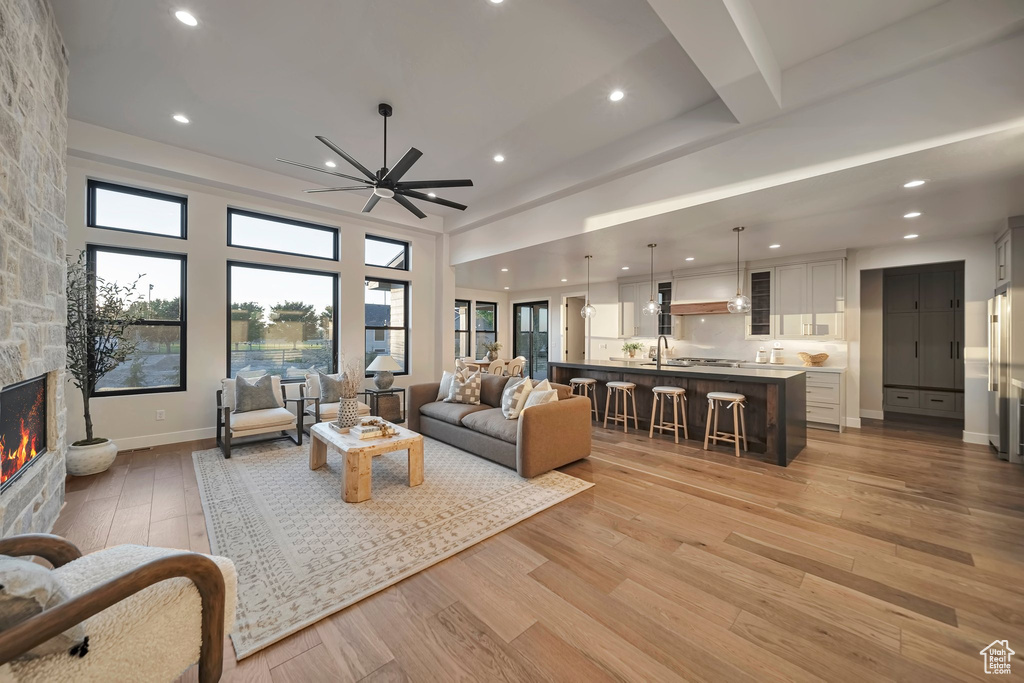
[{"left": 277, "top": 103, "right": 473, "bottom": 219}]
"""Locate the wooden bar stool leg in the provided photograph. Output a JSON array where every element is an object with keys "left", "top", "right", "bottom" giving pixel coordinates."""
[
  {"left": 630, "top": 388, "right": 639, "bottom": 430},
  {"left": 649, "top": 393, "right": 658, "bottom": 438},
  {"left": 603, "top": 387, "right": 611, "bottom": 429},
  {"left": 703, "top": 399, "right": 713, "bottom": 449},
  {"left": 659, "top": 395, "right": 666, "bottom": 435},
  {"left": 590, "top": 386, "right": 598, "bottom": 421},
  {"left": 621, "top": 389, "right": 628, "bottom": 434},
  {"left": 732, "top": 402, "right": 741, "bottom": 458},
  {"left": 672, "top": 394, "right": 679, "bottom": 444},
  {"left": 681, "top": 394, "right": 689, "bottom": 440},
  {"left": 712, "top": 401, "right": 720, "bottom": 446},
  {"left": 739, "top": 403, "right": 748, "bottom": 450}
]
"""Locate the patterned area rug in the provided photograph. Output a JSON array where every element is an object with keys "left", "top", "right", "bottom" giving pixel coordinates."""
[{"left": 192, "top": 437, "right": 592, "bottom": 658}]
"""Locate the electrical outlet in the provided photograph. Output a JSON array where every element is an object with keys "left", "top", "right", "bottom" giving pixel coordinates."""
[
  {"left": 599, "top": 343, "right": 607, "bottom": 350},
  {"left": 155, "top": 410, "right": 165, "bottom": 421}
]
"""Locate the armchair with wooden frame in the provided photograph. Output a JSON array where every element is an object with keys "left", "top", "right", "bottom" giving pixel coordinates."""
[
  {"left": 0, "top": 534, "right": 236, "bottom": 683},
  {"left": 215, "top": 375, "right": 304, "bottom": 458}
]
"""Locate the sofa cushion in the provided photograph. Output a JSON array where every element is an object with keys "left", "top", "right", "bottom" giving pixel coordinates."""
[
  {"left": 420, "top": 401, "right": 489, "bottom": 426},
  {"left": 461, "top": 408, "right": 518, "bottom": 444},
  {"left": 230, "top": 407, "right": 295, "bottom": 431},
  {"left": 480, "top": 374, "right": 510, "bottom": 408}
]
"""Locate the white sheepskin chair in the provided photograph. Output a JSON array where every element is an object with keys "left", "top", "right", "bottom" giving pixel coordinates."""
[{"left": 0, "top": 542, "right": 236, "bottom": 683}]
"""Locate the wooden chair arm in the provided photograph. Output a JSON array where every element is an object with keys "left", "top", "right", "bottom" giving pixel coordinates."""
[
  {"left": 0, "top": 552, "right": 226, "bottom": 683},
  {"left": 0, "top": 534, "right": 82, "bottom": 568}
]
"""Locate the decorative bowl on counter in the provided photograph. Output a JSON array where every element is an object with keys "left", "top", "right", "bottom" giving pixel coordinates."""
[{"left": 798, "top": 352, "right": 829, "bottom": 367}]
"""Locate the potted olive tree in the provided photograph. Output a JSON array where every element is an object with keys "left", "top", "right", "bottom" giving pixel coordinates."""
[{"left": 65, "top": 252, "right": 144, "bottom": 476}]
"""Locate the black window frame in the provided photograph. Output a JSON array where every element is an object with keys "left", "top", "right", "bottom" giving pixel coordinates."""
[
  {"left": 225, "top": 260, "right": 339, "bottom": 382},
  {"left": 474, "top": 301, "right": 498, "bottom": 359},
  {"left": 364, "top": 276, "right": 411, "bottom": 377},
  {"left": 87, "top": 179, "right": 188, "bottom": 240},
  {"left": 227, "top": 207, "right": 340, "bottom": 262},
  {"left": 87, "top": 244, "right": 188, "bottom": 397},
  {"left": 454, "top": 298, "right": 471, "bottom": 361},
  {"left": 365, "top": 234, "right": 411, "bottom": 271},
  {"left": 657, "top": 281, "right": 673, "bottom": 336}
]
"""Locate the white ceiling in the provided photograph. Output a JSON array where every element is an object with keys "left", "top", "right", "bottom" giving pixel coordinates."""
[{"left": 454, "top": 128, "right": 1024, "bottom": 291}]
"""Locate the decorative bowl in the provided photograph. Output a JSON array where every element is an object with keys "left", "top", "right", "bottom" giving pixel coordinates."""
[{"left": 798, "top": 352, "right": 829, "bottom": 367}]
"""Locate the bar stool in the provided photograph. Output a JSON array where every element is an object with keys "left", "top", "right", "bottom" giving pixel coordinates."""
[
  {"left": 703, "top": 391, "right": 748, "bottom": 457},
  {"left": 649, "top": 386, "right": 688, "bottom": 443},
  {"left": 569, "top": 377, "right": 600, "bottom": 421},
  {"left": 604, "top": 381, "right": 639, "bottom": 433}
]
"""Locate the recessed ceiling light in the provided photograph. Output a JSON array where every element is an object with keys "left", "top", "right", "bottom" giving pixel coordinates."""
[
  {"left": 493, "top": 154, "right": 505, "bottom": 163},
  {"left": 904, "top": 211, "right": 921, "bottom": 219},
  {"left": 172, "top": 113, "right": 190, "bottom": 124},
  {"left": 490, "top": 0, "right": 504, "bottom": 4},
  {"left": 504, "top": 286, "right": 510, "bottom": 290},
  {"left": 904, "top": 234, "right": 919, "bottom": 239},
  {"left": 609, "top": 90, "right": 624, "bottom": 102},
  {"left": 903, "top": 180, "right": 926, "bottom": 188},
  {"left": 174, "top": 10, "right": 198, "bottom": 26},
  {"left": 325, "top": 160, "right": 336, "bottom": 168},
  {"left": 621, "top": 266, "right": 629, "bottom": 270},
  {"left": 427, "top": 192, "right": 436, "bottom": 198},
  {"left": 500, "top": 268, "right": 508, "bottom": 272},
  {"left": 769, "top": 244, "right": 781, "bottom": 249},
  {"left": 561, "top": 278, "right": 567, "bottom": 282},
  {"left": 685, "top": 257, "right": 694, "bottom": 261}
]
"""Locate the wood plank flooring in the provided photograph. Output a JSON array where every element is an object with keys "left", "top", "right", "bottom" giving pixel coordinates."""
[{"left": 51, "top": 417, "right": 1024, "bottom": 682}]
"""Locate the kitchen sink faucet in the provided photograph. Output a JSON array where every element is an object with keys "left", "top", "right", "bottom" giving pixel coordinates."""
[{"left": 656, "top": 335, "right": 670, "bottom": 371}]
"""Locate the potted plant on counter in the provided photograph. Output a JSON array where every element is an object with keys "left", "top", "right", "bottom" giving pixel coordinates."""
[
  {"left": 622, "top": 341, "right": 644, "bottom": 358},
  {"left": 65, "top": 251, "right": 144, "bottom": 476}
]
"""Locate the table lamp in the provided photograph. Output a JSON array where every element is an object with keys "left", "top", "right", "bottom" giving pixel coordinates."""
[{"left": 366, "top": 355, "right": 401, "bottom": 390}]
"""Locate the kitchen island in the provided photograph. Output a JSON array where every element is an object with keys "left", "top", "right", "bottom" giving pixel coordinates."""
[{"left": 549, "top": 359, "right": 807, "bottom": 466}]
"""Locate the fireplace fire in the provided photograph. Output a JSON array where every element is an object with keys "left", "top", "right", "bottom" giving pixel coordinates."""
[{"left": 0, "top": 375, "right": 47, "bottom": 493}]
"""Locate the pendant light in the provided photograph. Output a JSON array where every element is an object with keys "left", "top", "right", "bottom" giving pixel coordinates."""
[
  {"left": 727, "top": 226, "right": 751, "bottom": 314},
  {"left": 641, "top": 243, "right": 661, "bottom": 316},
  {"left": 581, "top": 255, "right": 597, "bottom": 319}
]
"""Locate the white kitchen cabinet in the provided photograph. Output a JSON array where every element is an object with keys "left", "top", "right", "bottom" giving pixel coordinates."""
[
  {"left": 773, "top": 259, "right": 845, "bottom": 340},
  {"left": 618, "top": 283, "right": 658, "bottom": 338},
  {"left": 996, "top": 231, "right": 1011, "bottom": 287}
]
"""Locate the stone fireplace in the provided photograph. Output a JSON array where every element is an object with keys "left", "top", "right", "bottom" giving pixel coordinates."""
[{"left": 0, "top": 0, "right": 69, "bottom": 535}]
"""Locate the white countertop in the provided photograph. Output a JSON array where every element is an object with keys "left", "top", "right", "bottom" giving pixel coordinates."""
[{"left": 739, "top": 362, "right": 846, "bottom": 374}]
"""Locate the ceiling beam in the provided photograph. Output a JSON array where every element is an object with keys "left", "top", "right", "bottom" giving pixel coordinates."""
[{"left": 646, "top": 0, "right": 781, "bottom": 124}]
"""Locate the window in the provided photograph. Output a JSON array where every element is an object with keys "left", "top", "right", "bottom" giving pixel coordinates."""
[
  {"left": 88, "top": 246, "right": 186, "bottom": 395},
  {"left": 227, "top": 262, "right": 337, "bottom": 380},
  {"left": 228, "top": 208, "right": 338, "bottom": 261},
  {"left": 365, "top": 278, "right": 409, "bottom": 374},
  {"left": 87, "top": 180, "right": 187, "bottom": 239},
  {"left": 365, "top": 235, "right": 409, "bottom": 270},
  {"left": 658, "top": 282, "right": 672, "bottom": 336},
  {"left": 475, "top": 301, "right": 497, "bottom": 359},
  {"left": 454, "top": 299, "right": 470, "bottom": 361}
]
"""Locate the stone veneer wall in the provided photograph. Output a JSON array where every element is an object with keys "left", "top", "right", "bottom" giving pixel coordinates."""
[{"left": 0, "top": 0, "right": 68, "bottom": 535}]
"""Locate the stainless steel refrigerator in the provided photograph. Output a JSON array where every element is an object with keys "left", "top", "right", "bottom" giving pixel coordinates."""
[{"left": 988, "top": 292, "right": 1010, "bottom": 459}]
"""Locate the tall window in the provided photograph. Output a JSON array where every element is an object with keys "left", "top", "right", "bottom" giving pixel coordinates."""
[
  {"left": 88, "top": 246, "right": 186, "bottom": 395},
  {"left": 228, "top": 209, "right": 338, "bottom": 261},
  {"left": 365, "top": 235, "right": 409, "bottom": 270},
  {"left": 365, "top": 278, "right": 409, "bottom": 374},
  {"left": 454, "top": 299, "right": 470, "bottom": 361},
  {"left": 87, "top": 180, "right": 187, "bottom": 239},
  {"left": 227, "top": 263, "right": 337, "bottom": 380},
  {"left": 475, "top": 301, "right": 497, "bottom": 359}
]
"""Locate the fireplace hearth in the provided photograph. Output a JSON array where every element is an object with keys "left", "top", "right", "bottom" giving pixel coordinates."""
[{"left": 0, "top": 375, "right": 48, "bottom": 493}]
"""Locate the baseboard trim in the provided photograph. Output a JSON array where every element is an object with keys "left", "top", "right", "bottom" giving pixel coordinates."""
[
  {"left": 962, "top": 431, "right": 989, "bottom": 445},
  {"left": 845, "top": 417, "right": 862, "bottom": 429},
  {"left": 860, "top": 410, "right": 884, "bottom": 420},
  {"left": 112, "top": 427, "right": 217, "bottom": 451}
]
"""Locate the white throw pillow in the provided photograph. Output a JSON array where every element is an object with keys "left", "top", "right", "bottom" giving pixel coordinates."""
[
  {"left": 437, "top": 370, "right": 456, "bottom": 401},
  {"left": 532, "top": 379, "right": 552, "bottom": 393},
  {"left": 444, "top": 370, "right": 482, "bottom": 405},
  {"left": 501, "top": 376, "right": 533, "bottom": 419},
  {"left": 522, "top": 388, "right": 558, "bottom": 413}
]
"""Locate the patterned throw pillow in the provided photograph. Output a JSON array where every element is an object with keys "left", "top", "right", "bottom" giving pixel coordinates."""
[
  {"left": 0, "top": 555, "right": 90, "bottom": 659},
  {"left": 444, "top": 370, "right": 482, "bottom": 405},
  {"left": 522, "top": 388, "right": 558, "bottom": 412},
  {"left": 437, "top": 370, "right": 456, "bottom": 401},
  {"left": 234, "top": 374, "right": 278, "bottom": 413},
  {"left": 501, "top": 376, "right": 533, "bottom": 419},
  {"left": 318, "top": 371, "right": 345, "bottom": 403}
]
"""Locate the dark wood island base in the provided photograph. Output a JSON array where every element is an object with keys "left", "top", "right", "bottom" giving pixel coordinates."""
[{"left": 550, "top": 360, "right": 807, "bottom": 466}]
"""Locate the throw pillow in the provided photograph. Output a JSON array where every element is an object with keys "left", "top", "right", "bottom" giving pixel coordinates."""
[
  {"left": 437, "top": 370, "right": 456, "bottom": 401},
  {"left": 445, "top": 370, "right": 482, "bottom": 405},
  {"left": 234, "top": 374, "right": 278, "bottom": 413},
  {"left": 317, "top": 371, "right": 344, "bottom": 404},
  {"left": 501, "top": 376, "right": 533, "bottom": 419},
  {"left": 0, "top": 555, "right": 90, "bottom": 659},
  {"left": 522, "top": 388, "right": 558, "bottom": 412},
  {"left": 532, "top": 379, "right": 552, "bottom": 393}
]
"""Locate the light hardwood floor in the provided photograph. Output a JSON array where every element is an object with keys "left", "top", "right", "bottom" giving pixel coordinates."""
[{"left": 53, "top": 417, "right": 1024, "bottom": 682}]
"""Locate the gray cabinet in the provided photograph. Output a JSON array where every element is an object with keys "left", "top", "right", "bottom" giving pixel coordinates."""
[
  {"left": 885, "top": 273, "right": 918, "bottom": 313},
  {"left": 919, "top": 311, "right": 956, "bottom": 388},
  {"left": 884, "top": 312, "right": 919, "bottom": 387}
]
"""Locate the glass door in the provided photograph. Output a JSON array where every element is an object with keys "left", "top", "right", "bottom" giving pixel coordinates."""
[{"left": 514, "top": 301, "right": 549, "bottom": 381}]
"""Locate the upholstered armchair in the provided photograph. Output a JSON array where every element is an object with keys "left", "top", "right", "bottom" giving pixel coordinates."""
[
  {"left": 0, "top": 534, "right": 236, "bottom": 683},
  {"left": 215, "top": 375, "right": 302, "bottom": 458},
  {"left": 300, "top": 372, "right": 370, "bottom": 430}
]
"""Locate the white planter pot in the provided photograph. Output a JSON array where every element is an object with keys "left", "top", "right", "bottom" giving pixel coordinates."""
[{"left": 66, "top": 439, "right": 118, "bottom": 476}]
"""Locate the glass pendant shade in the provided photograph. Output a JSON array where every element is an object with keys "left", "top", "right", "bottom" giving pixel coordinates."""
[
  {"left": 728, "top": 227, "right": 748, "bottom": 315},
  {"left": 581, "top": 302, "right": 597, "bottom": 319},
  {"left": 727, "top": 293, "right": 751, "bottom": 314},
  {"left": 642, "top": 297, "right": 661, "bottom": 316}
]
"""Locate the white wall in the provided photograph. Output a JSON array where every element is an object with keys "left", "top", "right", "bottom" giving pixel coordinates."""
[
  {"left": 859, "top": 269, "right": 884, "bottom": 418},
  {"left": 66, "top": 157, "right": 443, "bottom": 449},
  {"left": 846, "top": 236, "right": 993, "bottom": 442}
]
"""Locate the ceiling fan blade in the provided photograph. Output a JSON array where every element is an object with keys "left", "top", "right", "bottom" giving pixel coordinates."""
[
  {"left": 277, "top": 158, "right": 372, "bottom": 185},
  {"left": 362, "top": 194, "right": 381, "bottom": 213},
  {"left": 398, "top": 189, "right": 467, "bottom": 211},
  {"left": 393, "top": 193, "right": 427, "bottom": 219},
  {"left": 303, "top": 186, "right": 370, "bottom": 193},
  {"left": 396, "top": 179, "right": 474, "bottom": 190},
  {"left": 382, "top": 147, "right": 423, "bottom": 184},
  {"left": 315, "top": 136, "right": 377, "bottom": 181}
]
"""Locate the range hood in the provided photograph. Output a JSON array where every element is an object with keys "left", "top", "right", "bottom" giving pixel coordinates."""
[
  {"left": 670, "top": 270, "right": 736, "bottom": 315},
  {"left": 670, "top": 301, "right": 730, "bottom": 315}
]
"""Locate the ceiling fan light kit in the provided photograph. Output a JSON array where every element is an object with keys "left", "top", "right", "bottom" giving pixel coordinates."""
[{"left": 277, "top": 103, "right": 473, "bottom": 219}]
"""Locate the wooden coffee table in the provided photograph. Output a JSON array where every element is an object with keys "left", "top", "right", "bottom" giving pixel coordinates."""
[{"left": 309, "top": 421, "right": 424, "bottom": 503}]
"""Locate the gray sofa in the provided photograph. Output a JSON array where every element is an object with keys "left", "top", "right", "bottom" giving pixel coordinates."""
[{"left": 408, "top": 374, "right": 592, "bottom": 478}]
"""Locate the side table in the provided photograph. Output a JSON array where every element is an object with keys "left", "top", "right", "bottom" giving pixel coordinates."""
[{"left": 359, "top": 387, "right": 406, "bottom": 423}]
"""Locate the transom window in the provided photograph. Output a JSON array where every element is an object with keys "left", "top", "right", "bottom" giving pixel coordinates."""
[
  {"left": 87, "top": 180, "right": 187, "bottom": 239},
  {"left": 228, "top": 208, "right": 338, "bottom": 261},
  {"left": 365, "top": 235, "right": 410, "bottom": 270},
  {"left": 365, "top": 278, "right": 409, "bottom": 375}
]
